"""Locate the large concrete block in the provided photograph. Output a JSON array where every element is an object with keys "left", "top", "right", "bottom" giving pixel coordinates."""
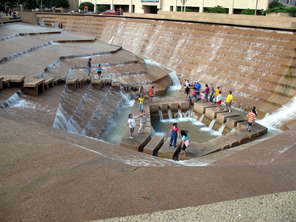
[
  {"left": 180, "top": 102, "right": 189, "bottom": 112},
  {"left": 169, "top": 103, "right": 179, "bottom": 114},
  {"left": 216, "top": 112, "right": 241, "bottom": 124},
  {"left": 149, "top": 104, "right": 159, "bottom": 114},
  {"left": 226, "top": 116, "right": 246, "bottom": 128},
  {"left": 142, "top": 135, "right": 164, "bottom": 154},
  {"left": 205, "top": 107, "right": 226, "bottom": 120},
  {"left": 194, "top": 102, "right": 215, "bottom": 114}
]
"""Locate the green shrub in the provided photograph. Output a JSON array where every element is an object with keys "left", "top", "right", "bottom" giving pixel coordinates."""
[
  {"left": 79, "top": 2, "right": 94, "bottom": 11},
  {"left": 205, "top": 5, "right": 228, "bottom": 14},
  {"left": 96, "top": 5, "right": 108, "bottom": 13},
  {"left": 241, "top": 8, "right": 255, "bottom": 15},
  {"left": 265, "top": 0, "right": 296, "bottom": 16}
]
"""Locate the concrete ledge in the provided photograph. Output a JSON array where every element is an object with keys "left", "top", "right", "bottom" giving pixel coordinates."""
[
  {"left": 142, "top": 135, "right": 164, "bottom": 154},
  {"left": 23, "top": 78, "right": 45, "bottom": 96}
]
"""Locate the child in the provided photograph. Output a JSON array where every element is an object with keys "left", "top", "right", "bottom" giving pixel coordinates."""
[
  {"left": 173, "top": 130, "right": 190, "bottom": 161},
  {"left": 247, "top": 107, "right": 257, "bottom": 132},
  {"left": 169, "top": 123, "right": 179, "bottom": 148},
  {"left": 128, "top": 113, "right": 136, "bottom": 139},
  {"left": 96, "top": 64, "right": 103, "bottom": 79}
]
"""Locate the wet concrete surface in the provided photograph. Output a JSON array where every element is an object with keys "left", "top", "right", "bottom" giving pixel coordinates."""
[{"left": 1, "top": 22, "right": 296, "bottom": 222}]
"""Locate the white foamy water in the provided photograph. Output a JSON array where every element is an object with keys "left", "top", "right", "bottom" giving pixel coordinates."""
[
  {"left": 258, "top": 97, "right": 296, "bottom": 129},
  {"left": 144, "top": 58, "right": 181, "bottom": 91}
]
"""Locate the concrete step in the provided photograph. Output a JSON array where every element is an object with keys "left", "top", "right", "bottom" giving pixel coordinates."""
[{"left": 141, "top": 135, "right": 164, "bottom": 154}]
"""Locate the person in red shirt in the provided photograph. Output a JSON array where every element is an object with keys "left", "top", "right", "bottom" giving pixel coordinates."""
[
  {"left": 169, "top": 123, "right": 179, "bottom": 148},
  {"left": 149, "top": 86, "right": 154, "bottom": 102}
]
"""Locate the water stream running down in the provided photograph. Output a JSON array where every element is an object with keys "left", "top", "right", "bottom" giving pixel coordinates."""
[
  {"left": 53, "top": 86, "right": 135, "bottom": 144},
  {"left": 258, "top": 96, "right": 296, "bottom": 129}
]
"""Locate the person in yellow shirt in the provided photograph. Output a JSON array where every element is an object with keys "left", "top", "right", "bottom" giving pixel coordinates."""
[
  {"left": 138, "top": 96, "right": 145, "bottom": 112},
  {"left": 225, "top": 91, "right": 233, "bottom": 112}
]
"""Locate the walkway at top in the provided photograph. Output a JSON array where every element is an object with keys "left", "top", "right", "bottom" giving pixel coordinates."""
[{"left": 122, "top": 11, "right": 296, "bottom": 31}]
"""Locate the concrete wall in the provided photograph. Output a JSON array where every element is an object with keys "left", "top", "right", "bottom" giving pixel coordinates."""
[
  {"left": 20, "top": 11, "right": 38, "bottom": 24},
  {"left": 36, "top": 13, "right": 296, "bottom": 116}
]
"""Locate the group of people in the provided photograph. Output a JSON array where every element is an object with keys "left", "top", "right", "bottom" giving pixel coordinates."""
[
  {"left": 127, "top": 86, "right": 155, "bottom": 139},
  {"left": 87, "top": 58, "right": 103, "bottom": 79},
  {"left": 137, "top": 86, "right": 155, "bottom": 112},
  {"left": 169, "top": 123, "right": 190, "bottom": 160},
  {"left": 183, "top": 80, "right": 233, "bottom": 112}
]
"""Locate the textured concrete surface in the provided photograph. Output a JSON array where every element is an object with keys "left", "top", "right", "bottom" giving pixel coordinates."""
[{"left": 95, "top": 190, "right": 296, "bottom": 222}]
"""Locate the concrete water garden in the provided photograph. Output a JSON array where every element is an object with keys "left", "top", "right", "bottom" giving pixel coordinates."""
[{"left": 0, "top": 16, "right": 296, "bottom": 222}]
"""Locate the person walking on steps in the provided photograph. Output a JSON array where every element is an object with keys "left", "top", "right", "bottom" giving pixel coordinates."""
[
  {"left": 173, "top": 130, "right": 190, "bottom": 161},
  {"left": 246, "top": 107, "right": 257, "bottom": 132},
  {"left": 225, "top": 90, "right": 233, "bottom": 112},
  {"left": 128, "top": 113, "right": 136, "bottom": 139},
  {"left": 169, "top": 123, "right": 179, "bottom": 148},
  {"left": 87, "top": 58, "right": 92, "bottom": 76}
]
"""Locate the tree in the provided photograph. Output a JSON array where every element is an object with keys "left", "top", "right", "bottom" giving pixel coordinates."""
[{"left": 79, "top": 2, "right": 94, "bottom": 11}]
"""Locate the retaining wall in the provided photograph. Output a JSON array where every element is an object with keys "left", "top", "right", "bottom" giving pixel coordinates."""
[{"left": 34, "top": 13, "right": 296, "bottom": 117}]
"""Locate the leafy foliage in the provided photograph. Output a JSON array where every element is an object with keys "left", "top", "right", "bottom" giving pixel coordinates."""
[
  {"left": 240, "top": 8, "right": 255, "bottom": 15},
  {"left": 205, "top": 5, "right": 228, "bottom": 14},
  {"left": 97, "top": 5, "right": 108, "bottom": 13},
  {"left": 79, "top": 2, "right": 94, "bottom": 11},
  {"left": 266, "top": 0, "right": 296, "bottom": 16}
]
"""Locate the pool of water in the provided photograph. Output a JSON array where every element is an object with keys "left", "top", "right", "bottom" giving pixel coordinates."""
[{"left": 152, "top": 119, "right": 218, "bottom": 143}]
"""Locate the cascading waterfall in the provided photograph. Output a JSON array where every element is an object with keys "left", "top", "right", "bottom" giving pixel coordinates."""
[
  {"left": 258, "top": 97, "right": 296, "bottom": 129},
  {"left": 168, "top": 109, "right": 173, "bottom": 119},
  {"left": 168, "top": 71, "right": 181, "bottom": 91},
  {"left": 209, "top": 119, "right": 216, "bottom": 129},
  {"left": 53, "top": 85, "right": 135, "bottom": 143},
  {"left": 218, "top": 123, "right": 226, "bottom": 135},
  {"left": 158, "top": 110, "right": 164, "bottom": 120}
]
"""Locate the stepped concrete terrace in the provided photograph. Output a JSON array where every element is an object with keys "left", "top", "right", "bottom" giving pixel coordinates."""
[
  {"left": 35, "top": 13, "right": 296, "bottom": 127},
  {"left": 0, "top": 20, "right": 296, "bottom": 221}
]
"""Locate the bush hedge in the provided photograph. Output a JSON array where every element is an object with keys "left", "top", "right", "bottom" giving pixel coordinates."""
[{"left": 79, "top": 2, "right": 94, "bottom": 11}]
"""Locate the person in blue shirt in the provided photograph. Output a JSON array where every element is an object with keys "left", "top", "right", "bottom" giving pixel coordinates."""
[
  {"left": 194, "top": 81, "right": 201, "bottom": 97},
  {"left": 96, "top": 64, "right": 103, "bottom": 79}
]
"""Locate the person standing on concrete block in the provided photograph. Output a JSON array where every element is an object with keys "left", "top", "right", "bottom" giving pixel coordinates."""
[
  {"left": 216, "top": 90, "right": 222, "bottom": 110},
  {"left": 169, "top": 123, "right": 179, "bottom": 148},
  {"left": 209, "top": 86, "right": 215, "bottom": 103},
  {"left": 204, "top": 84, "right": 210, "bottom": 102},
  {"left": 246, "top": 108, "right": 257, "bottom": 132},
  {"left": 137, "top": 111, "right": 147, "bottom": 134},
  {"left": 138, "top": 96, "right": 145, "bottom": 112},
  {"left": 128, "top": 113, "right": 136, "bottom": 139},
  {"left": 87, "top": 58, "right": 92, "bottom": 76},
  {"left": 225, "top": 91, "right": 233, "bottom": 112},
  {"left": 149, "top": 86, "right": 154, "bottom": 102},
  {"left": 184, "top": 79, "right": 190, "bottom": 98},
  {"left": 96, "top": 64, "right": 103, "bottom": 79},
  {"left": 173, "top": 130, "right": 190, "bottom": 161}
]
